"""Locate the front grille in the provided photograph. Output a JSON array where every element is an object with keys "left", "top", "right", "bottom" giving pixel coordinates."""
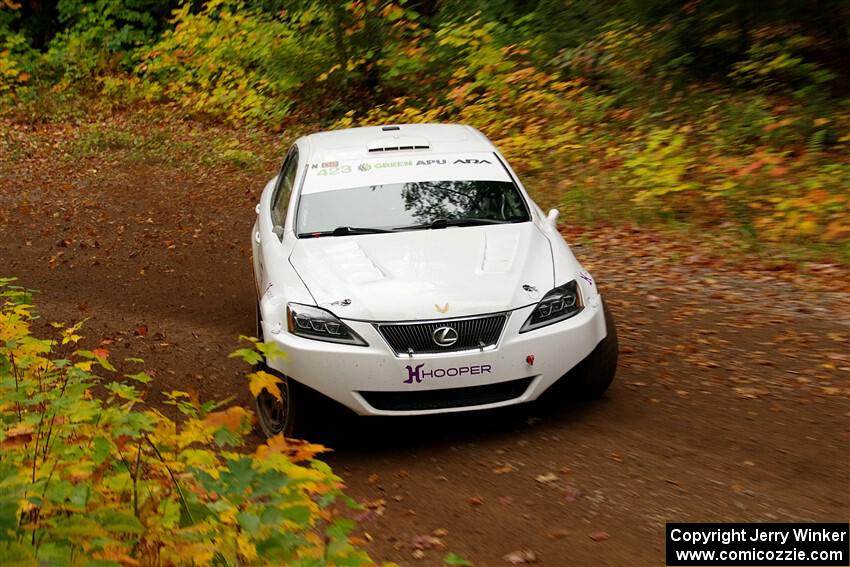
[
  {"left": 376, "top": 313, "right": 508, "bottom": 355},
  {"left": 359, "top": 377, "right": 533, "bottom": 411}
]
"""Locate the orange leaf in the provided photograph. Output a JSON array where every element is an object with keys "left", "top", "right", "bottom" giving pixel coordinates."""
[
  {"left": 203, "top": 406, "right": 251, "bottom": 433},
  {"left": 187, "top": 386, "right": 201, "bottom": 411},
  {"left": 255, "top": 434, "right": 329, "bottom": 461},
  {"left": 764, "top": 117, "right": 792, "bottom": 132},
  {"left": 806, "top": 188, "right": 830, "bottom": 205}
]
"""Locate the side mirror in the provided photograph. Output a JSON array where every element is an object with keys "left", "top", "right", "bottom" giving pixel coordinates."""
[{"left": 546, "top": 208, "right": 560, "bottom": 227}]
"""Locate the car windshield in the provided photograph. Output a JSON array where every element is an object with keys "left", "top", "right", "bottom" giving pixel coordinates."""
[{"left": 296, "top": 180, "right": 530, "bottom": 236}]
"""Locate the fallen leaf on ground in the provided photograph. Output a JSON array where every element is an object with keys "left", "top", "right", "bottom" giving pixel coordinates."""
[
  {"left": 412, "top": 534, "right": 445, "bottom": 550},
  {"left": 503, "top": 549, "right": 538, "bottom": 564},
  {"left": 734, "top": 386, "right": 769, "bottom": 399},
  {"left": 535, "top": 472, "right": 558, "bottom": 484},
  {"left": 467, "top": 496, "right": 485, "bottom": 506},
  {"left": 363, "top": 498, "right": 387, "bottom": 511}
]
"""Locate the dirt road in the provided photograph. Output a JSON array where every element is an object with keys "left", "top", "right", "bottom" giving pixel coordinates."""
[{"left": 2, "top": 120, "right": 848, "bottom": 566}]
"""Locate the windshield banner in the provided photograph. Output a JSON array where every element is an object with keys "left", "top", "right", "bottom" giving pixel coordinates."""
[{"left": 302, "top": 152, "right": 512, "bottom": 194}]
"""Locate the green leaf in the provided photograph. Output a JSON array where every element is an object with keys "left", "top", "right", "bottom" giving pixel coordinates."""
[
  {"left": 105, "top": 381, "right": 142, "bottom": 402},
  {"left": 326, "top": 518, "right": 356, "bottom": 540},
  {"left": 443, "top": 552, "right": 474, "bottom": 565},
  {"left": 109, "top": 410, "right": 158, "bottom": 437},
  {"left": 159, "top": 497, "right": 182, "bottom": 529},
  {"left": 237, "top": 511, "right": 260, "bottom": 533},
  {"left": 91, "top": 436, "right": 112, "bottom": 465},
  {"left": 125, "top": 372, "right": 153, "bottom": 383},
  {"left": 281, "top": 505, "right": 311, "bottom": 526},
  {"left": 44, "top": 479, "right": 73, "bottom": 505},
  {"left": 48, "top": 515, "right": 108, "bottom": 540},
  {"left": 219, "top": 457, "right": 256, "bottom": 495},
  {"left": 68, "top": 483, "right": 89, "bottom": 508},
  {"left": 95, "top": 510, "right": 145, "bottom": 534},
  {"left": 0, "top": 542, "right": 37, "bottom": 567},
  {"left": 0, "top": 497, "right": 23, "bottom": 535},
  {"left": 256, "top": 340, "right": 287, "bottom": 362},
  {"left": 228, "top": 347, "right": 262, "bottom": 365}
]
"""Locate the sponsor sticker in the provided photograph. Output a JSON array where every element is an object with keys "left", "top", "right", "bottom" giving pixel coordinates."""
[
  {"left": 403, "top": 363, "right": 492, "bottom": 384},
  {"left": 303, "top": 152, "right": 510, "bottom": 194}
]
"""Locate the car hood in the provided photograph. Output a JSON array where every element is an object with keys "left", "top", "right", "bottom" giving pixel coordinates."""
[{"left": 289, "top": 223, "right": 554, "bottom": 321}]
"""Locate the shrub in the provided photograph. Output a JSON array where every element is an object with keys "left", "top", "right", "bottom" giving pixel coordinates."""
[
  {"left": 0, "top": 33, "right": 32, "bottom": 101},
  {"left": 132, "top": 1, "right": 421, "bottom": 125},
  {"left": 0, "top": 278, "right": 382, "bottom": 566},
  {"left": 1, "top": 1, "right": 37, "bottom": 105},
  {"left": 133, "top": 1, "right": 300, "bottom": 125},
  {"left": 43, "top": 0, "right": 169, "bottom": 88}
]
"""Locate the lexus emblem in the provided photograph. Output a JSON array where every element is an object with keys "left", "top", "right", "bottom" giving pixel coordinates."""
[{"left": 432, "top": 326, "right": 459, "bottom": 347}]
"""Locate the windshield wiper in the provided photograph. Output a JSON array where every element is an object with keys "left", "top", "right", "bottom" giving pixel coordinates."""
[
  {"left": 298, "top": 226, "right": 392, "bottom": 238},
  {"left": 395, "top": 217, "right": 520, "bottom": 231}
]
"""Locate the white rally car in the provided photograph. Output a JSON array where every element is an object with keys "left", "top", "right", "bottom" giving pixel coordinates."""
[{"left": 251, "top": 124, "right": 617, "bottom": 437}]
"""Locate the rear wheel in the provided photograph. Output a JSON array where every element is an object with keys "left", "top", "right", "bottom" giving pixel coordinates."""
[{"left": 571, "top": 299, "right": 618, "bottom": 398}]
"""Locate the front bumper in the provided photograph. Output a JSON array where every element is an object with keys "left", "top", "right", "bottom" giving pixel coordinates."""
[{"left": 261, "top": 296, "right": 609, "bottom": 416}]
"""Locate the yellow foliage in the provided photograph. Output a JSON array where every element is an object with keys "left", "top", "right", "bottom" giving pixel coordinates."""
[
  {"left": 248, "top": 370, "right": 282, "bottom": 400},
  {"left": 0, "top": 282, "right": 379, "bottom": 566}
]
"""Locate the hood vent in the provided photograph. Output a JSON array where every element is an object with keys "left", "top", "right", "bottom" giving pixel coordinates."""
[
  {"left": 367, "top": 136, "right": 430, "bottom": 153},
  {"left": 368, "top": 145, "right": 430, "bottom": 152}
]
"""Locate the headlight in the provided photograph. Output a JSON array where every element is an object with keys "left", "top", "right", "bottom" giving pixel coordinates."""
[
  {"left": 519, "top": 280, "right": 583, "bottom": 333},
  {"left": 286, "top": 303, "right": 368, "bottom": 346}
]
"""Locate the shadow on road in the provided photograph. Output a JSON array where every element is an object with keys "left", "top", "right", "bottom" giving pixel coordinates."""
[{"left": 306, "top": 388, "right": 607, "bottom": 455}]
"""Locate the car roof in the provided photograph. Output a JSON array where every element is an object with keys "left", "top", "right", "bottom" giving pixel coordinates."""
[{"left": 299, "top": 123, "right": 496, "bottom": 164}]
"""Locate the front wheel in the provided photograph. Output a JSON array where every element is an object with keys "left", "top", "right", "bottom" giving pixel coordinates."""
[
  {"left": 571, "top": 299, "right": 618, "bottom": 398},
  {"left": 254, "top": 300, "right": 303, "bottom": 438},
  {"left": 254, "top": 372, "right": 303, "bottom": 438}
]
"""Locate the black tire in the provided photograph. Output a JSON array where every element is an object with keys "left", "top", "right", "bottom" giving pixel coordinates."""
[
  {"left": 570, "top": 299, "right": 619, "bottom": 398},
  {"left": 254, "top": 371, "right": 304, "bottom": 439},
  {"left": 253, "top": 300, "right": 304, "bottom": 439}
]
